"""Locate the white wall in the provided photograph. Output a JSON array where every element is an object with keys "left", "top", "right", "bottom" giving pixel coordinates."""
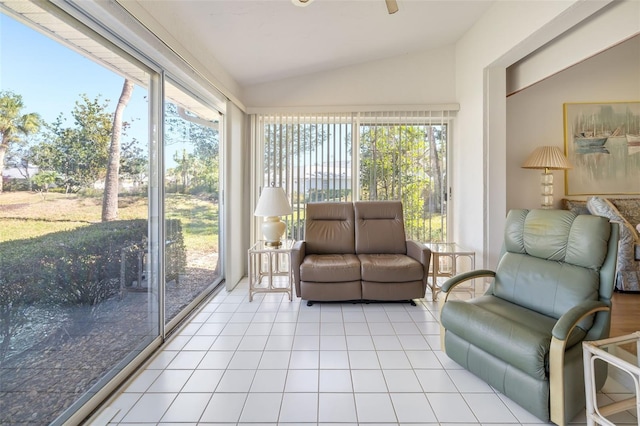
[
  {"left": 243, "top": 46, "right": 457, "bottom": 108},
  {"left": 453, "top": 0, "right": 612, "bottom": 268},
  {"left": 453, "top": 0, "right": 640, "bottom": 269},
  {"left": 507, "top": 35, "right": 640, "bottom": 211},
  {"left": 508, "top": 1, "right": 640, "bottom": 95},
  {"left": 224, "top": 102, "right": 250, "bottom": 290}
]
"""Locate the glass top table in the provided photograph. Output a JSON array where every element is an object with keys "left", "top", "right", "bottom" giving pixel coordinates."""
[
  {"left": 423, "top": 243, "right": 476, "bottom": 301},
  {"left": 248, "top": 239, "right": 295, "bottom": 302},
  {"left": 582, "top": 331, "right": 639, "bottom": 426}
]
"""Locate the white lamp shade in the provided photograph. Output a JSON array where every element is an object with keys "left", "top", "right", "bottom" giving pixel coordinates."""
[
  {"left": 521, "top": 146, "right": 572, "bottom": 170},
  {"left": 254, "top": 186, "right": 293, "bottom": 217},
  {"left": 255, "top": 186, "right": 292, "bottom": 246},
  {"left": 521, "top": 146, "right": 571, "bottom": 209}
]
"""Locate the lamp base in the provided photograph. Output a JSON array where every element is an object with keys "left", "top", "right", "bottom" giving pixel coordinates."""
[
  {"left": 540, "top": 171, "right": 554, "bottom": 209},
  {"left": 261, "top": 216, "right": 286, "bottom": 247}
]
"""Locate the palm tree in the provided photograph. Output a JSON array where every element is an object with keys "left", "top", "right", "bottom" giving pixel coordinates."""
[
  {"left": 102, "top": 79, "right": 134, "bottom": 221},
  {"left": 0, "top": 91, "right": 41, "bottom": 193}
]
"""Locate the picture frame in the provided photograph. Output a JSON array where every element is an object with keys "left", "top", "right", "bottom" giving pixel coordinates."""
[{"left": 564, "top": 101, "right": 640, "bottom": 195}]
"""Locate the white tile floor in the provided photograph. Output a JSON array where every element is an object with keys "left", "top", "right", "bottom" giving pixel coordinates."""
[{"left": 100, "top": 279, "right": 638, "bottom": 425}]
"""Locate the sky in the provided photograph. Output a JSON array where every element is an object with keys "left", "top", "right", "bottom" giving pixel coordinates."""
[{"left": 0, "top": 13, "right": 149, "bottom": 146}]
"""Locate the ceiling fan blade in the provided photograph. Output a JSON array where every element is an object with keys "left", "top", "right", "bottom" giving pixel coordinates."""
[
  {"left": 385, "top": 0, "right": 399, "bottom": 14},
  {"left": 292, "top": 0, "right": 314, "bottom": 7}
]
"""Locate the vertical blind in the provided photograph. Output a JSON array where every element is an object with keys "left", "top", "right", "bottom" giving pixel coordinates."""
[{"left": 252, "top": 108, "right": 456, "bottom": 243}]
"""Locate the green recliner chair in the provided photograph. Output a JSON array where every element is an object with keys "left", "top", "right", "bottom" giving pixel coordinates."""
[{"left": 439, "top": 209, "right": 619, "bottom": 426}]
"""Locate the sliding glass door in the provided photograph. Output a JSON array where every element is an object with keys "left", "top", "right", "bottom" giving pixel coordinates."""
[
  {"left": 163, "top": 81, "right": 223, "bottom": 328},
  {"left": 0, "top": 3, "right": 224, "bottom": 423}
]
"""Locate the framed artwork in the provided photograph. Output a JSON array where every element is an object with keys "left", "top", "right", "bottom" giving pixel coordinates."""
[{"left": 564, "top": 101, "right": 640, "bottom": 195}]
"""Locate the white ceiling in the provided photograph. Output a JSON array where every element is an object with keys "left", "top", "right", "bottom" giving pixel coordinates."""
[{"left": 131, "top": 0, "right": 495, "bottom": 87}]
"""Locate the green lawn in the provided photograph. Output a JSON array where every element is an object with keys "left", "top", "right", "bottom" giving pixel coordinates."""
[
  {"left": 0, "top": 191, "right": 218, "bottom": 251},
  {"left": 0, "top": 218, "right": 90, "bottom": 240}
]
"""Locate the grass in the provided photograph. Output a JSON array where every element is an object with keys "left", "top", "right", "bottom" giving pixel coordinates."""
[
  {"left": 0, "top": 191, "right": 219, "bottom": 252},
  {"left": 0, "top": 218, "right": 91, "bottom": 240},
  {"left": 166, "top": 193, "right": 219, "bottom": 252},
  {"left": 0, "top": 192, "right": 105, "bottom": 222}
]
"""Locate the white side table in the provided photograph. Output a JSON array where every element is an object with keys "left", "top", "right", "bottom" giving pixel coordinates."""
[
  {"left": 248, "top": 239, "right": 294, "bottom": 302},
  {"left": 424, "top": 242, "right": 476, "bottom": 301},
  {"left": 583, "top": 332, "right": 640, "bottom": 426}
]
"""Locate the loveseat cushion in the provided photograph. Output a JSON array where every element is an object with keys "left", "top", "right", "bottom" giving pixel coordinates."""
[
  {"left": 300, "top": 254, "right": 361, "bottom": 282},
  {"left": 305, "top": 202, "right": 355, "bottom": 254},
  {"left": 354, "top": 201, "right": 407, "bottom": 254},
  {"left": 358, "top": 254, "right": 423, "bottom": 282},
  {"left": 440, "top": 295, "right": 586, "bottom": 380}
]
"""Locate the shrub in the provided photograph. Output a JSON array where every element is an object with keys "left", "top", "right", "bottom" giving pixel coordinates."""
[
  {"left": 165, "top": 220, "right": 187, "bottom": 283},
  {"left": 77, "top": 187, "right": 103, "bottom": 197},
  {"left": 0, "top": 257, "right": 39, "bottom": 362},
  {"left": 0, "top": 219, "right": 187, "bottom": 305},
  {"left": 0, "top": 219, "right": 186, "bottom": 358},
  {"left": 3, "top": 179, "right": 30, "bottom": 192},
  {"left": 45, "top": 220, "right": 148, "bottom": 305}
]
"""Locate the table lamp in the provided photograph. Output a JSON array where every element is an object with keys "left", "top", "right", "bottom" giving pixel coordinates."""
[
  {"left": 521, "top": 146, "right": 572, "bottom": 209},
  {"left": 254, "top": 184, "right": 293, "bottom": 247}
]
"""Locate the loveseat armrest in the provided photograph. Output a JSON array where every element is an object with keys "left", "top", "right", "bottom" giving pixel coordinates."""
[
  {"left": 549, "top": 300, "right": 609, "bottom": 425},
  {"left": 290, "top": 241, "right": 306, "bottom": 297},
  {"left": 406, "top": 240, "right": 431, "bottom": 271}
]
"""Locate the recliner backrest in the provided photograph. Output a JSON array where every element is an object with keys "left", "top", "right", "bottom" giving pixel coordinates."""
[
  {"left": 354, "top": 201, "right": 406, "bottom": 254},
  {"left": 494, "top": 209, "right": 613, "bottom": 321},
  {"left": 305, "top": 202, "right": 355, "bottom": 254}
]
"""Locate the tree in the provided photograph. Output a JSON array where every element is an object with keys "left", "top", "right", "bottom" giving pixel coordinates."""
[
  {"left": 32, "top": 95, "right": 112, "bottom": 193},
  {"left": 119, "top": 138, "right": 147, "bottom": 187},
  {"left": 32, "top": 171, "right": 57, "bottom": 199},
  {"left": 262, "top": 121, "right": 324, "bottom": 186},
  {"left": 164, "top": 103, "right": 220, "bottom": 196},
  {"left": 5, "top": 136, "right": 38, "bottom": 191},
  {"left": 102, "top": 79, "right": 134, "bottom": 221},
  {"left": 426, "top": 125, "right": 446, "bottom": 213},
  {"left": 0, "top": 91, "right": 41, "bottom": 193},
  {"left": 359, "top": 124, "right": 445, "bottom": 240}
]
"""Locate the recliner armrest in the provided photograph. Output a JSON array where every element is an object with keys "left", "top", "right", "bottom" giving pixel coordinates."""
[
  {"left": 551, "top": 300, "right": 609, "bottom": 341},
  {"left": 549, "top": 300, "right": 610, "bottom": 425},
  {"left": 441, "top": 270, "right": 495, "bottom": 293}
]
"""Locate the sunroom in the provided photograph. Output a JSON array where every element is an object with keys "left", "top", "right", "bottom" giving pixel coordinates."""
[{"left": 0, "top": 0, "right": 638, "bottom": 424}]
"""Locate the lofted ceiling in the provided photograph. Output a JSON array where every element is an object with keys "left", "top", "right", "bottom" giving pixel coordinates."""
[{"left": 126, "top": 0, "right": 495, "bottom": 87}]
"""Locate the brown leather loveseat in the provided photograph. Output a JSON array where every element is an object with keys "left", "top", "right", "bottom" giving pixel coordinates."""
[{"left": 290, "top": 201, "right": 431, "bottom": 306}]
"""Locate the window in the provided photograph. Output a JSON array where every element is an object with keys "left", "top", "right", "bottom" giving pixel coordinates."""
[
  {"left": 0, "top": 10, "right": 155, "bottom": 423},
  {"left": 253, "top": 110, "right": 453, "bottom": 242},
  {"left": 163, "top": 81, "right": 222, "bottom": 327},
  {"left": 0, "top": 3, "right": 224, "bottom": 423}
]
